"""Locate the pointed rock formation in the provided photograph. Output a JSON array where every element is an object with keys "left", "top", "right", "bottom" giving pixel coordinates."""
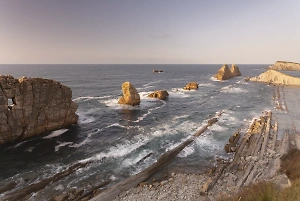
[
  {"left": 183, "top": 82, "right": 198, "bottom": 90},
  {"left": 0, "top": 75, "right": 78, "bottom": 144},
  {"left": 118, "top": 82, "right": 140, "bottom": 106},
  {"left": 148, "top": 90, "right": 169, "bottom": 100},
  {"left": 249, "top": 70, "right": 300, "bottom": 86},
  {"left": 230, "top": 64, "right": 241, "bottom": 76},
  {"left": 215, "top": 64, "right": 241, "bottom": 80}
]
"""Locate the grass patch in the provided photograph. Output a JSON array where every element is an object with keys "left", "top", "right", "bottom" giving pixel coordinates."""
[{"left": 280, "top": 149, "right": 300, "bottom": 182}]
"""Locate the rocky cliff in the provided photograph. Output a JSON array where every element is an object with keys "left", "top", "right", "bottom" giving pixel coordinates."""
[
  {"left": 0, "top": 75, "right": 78, "bottom": 144},
  {"left": 249, "top": 70, "right": 300, "bottom": 86},
  {"left": 215, "top": 64, "right": 241, "bottom": 80},
  {"left": 269, "top": 61, "right": 300, "bottom": 71}
]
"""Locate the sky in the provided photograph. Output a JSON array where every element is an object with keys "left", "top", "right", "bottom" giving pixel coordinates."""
[{"left": 0, "top": 0, "right": 300, "bottom": 64}]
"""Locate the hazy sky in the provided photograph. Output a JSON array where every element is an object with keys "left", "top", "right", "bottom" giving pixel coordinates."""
[{"left": 1, "top": 0, "right": 300, "bottom": 64}]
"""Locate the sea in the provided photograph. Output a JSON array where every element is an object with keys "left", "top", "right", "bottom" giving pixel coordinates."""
[{"left": 0, "top": 64, "right": 286, "bottom": 200}]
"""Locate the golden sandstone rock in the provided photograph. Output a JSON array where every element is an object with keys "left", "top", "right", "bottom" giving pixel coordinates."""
[
  {"left": 147, "top": 90, "right": 169, "bottom": 100},
  {"left": 183, "top": 82, "right": 198, "bottom": 90},
  {"left": 118, "top": 82, "right": 141, "bottom": 106},
  {"left": 214, "top": 64, "right": 241, "bottom": 80},
  {"left": 0, "top": 75, "right": 78, "bottom": 144},
  {"left": 249, "top": 70, "right": 300, "bottom": 86}
]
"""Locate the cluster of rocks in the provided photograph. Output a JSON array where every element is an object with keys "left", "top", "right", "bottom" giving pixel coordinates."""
[
  {"left": 114, "top": 173, "right": 208, "bottom": 201},
  {"left": 214, "top": 64, "right": 241, "bottom": 81},
  {"left": 0, "top": 75, "right": 78, "bottom": 144},
  {"left": 268, "top": 61, "right": 300, "bottom": 71}
]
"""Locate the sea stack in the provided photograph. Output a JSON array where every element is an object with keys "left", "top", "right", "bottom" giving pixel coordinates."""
[
  {"left": 215, "top": 64, "right": 241, "bottom": 80},
  {"left": 0, "top": 75, "right": 78, "bottom": 144},
  {"left": 183, "top": 82, "right": 198, "bottom": 90},
  {"left": 118, "top": 82, "right": 141, "bottom": 106},
  {"left": 148, "top": 90, "right": 169, "bottom": 100}
]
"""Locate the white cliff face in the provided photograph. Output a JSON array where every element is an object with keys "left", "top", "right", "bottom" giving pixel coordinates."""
[
  {"left": 249, "top": 70, "right": 300, "bottom": 86},
  {"left": 0, "top": 75, "right": 78, "bottom": 144},
  {"left": 269, "top": 61, "right": 300, "bottom": 71}
]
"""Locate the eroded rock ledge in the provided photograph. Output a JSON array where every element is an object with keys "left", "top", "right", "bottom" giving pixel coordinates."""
[
  {"left": 249, "top": 69, "right": 300, "bottom": 86},
  {"left": 0, "top": 75, "right": 78, "bottom": 144},
  {"left": 269, "top": 61, "right": 300, "bottom": 71}
]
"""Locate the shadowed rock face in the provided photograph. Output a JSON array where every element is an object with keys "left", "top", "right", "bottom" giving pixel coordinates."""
[
  {"left": 0, "top": 75, "right": 78, "bottom": 144},
  {"left": 118, "top": 82, "right": 140, "bottom": 106},
  {"left": 269, "top": 61, "right": 300, "bottom": 71},
  {"left": 249, "top": 70, "right": 300, "bottom": 86},
  {"left": 148, "top": 90, "right": 169, "bottom": 100},
  {"left": 215, "top": 64, "right": 241, "bottom": 80}
]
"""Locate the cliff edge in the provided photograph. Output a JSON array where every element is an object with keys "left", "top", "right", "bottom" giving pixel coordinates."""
[
  {"left": 249, "top": 69, "right": 300, "bottom": 86},
  {"left": 269, "top": 61, "right": 300, "bottom": 71},
  {"left": 0, "top": 75, "right": 78, "bottom": 144}
]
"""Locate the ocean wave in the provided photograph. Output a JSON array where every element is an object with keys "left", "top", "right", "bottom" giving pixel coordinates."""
[
  {"left": 55, "top": 141, "right": 73, "bottom": 152},
  {"left": 73, "top": 95, "right": 112, "bottom": 102},
  {"left": 221, "top": 85, "right": 248, "bottom": 93},
  {"left": 79, "top": 135, "right": 150, "bottom": 163},
  {"left": 43, "top": 129, "right": 69, "bottom": 139},
  {"left": 133, "top": 99, "right": 166, "bottom": 123}
]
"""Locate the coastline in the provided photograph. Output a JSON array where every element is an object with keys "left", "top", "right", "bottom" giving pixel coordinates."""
[{"left": 91, "top": 84, "right": 297, "bottom": 201}]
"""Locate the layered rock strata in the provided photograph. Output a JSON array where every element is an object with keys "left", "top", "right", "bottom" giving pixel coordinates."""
[
  {"left": 269, "top": 61, "right": 300, "bottom": 71},
  {"left": 118, "top": 82, "right": 140, "bottom": 106},
  {"left": 0, "top": 75, "right": 78, "bottom": 144},
  {"left": 214, "top": 64, "right": 241, "bottom": 80},
  {"left": 148, "top": 90, "right": 169, "bottom": 100},
  {"left": 183, "top": 82, "right": 198, "bottom": 90},
  {"left": 249, "top": 69, "right": 300, "bottom": 86}
]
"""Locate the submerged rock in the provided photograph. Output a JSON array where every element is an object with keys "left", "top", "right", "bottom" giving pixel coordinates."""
[
  {"left": 249, "top": 70, "right": 300, "bottom": 86},
  {"left": 269, "top": 61, "right": 300, "bottom": 71},
  {"left": 214, "top": 64, "right": 241, "bottom": 80},
  {"left": 183, "top": 82, "right": 198, "bottom": 90},
  {"left": 148, "top": 90, "right": 169, "bottom": 100},
  {"left": 118, "top": 82, "right": 140, "bottom": 106},
  {"left": 0, "top": 75, "right": 78, "bottom": 144}
]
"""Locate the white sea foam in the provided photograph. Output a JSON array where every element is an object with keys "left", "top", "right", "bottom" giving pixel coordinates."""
[
  {"left": 177, "top": 145, "right": 195, "bottom": 157},
  {"left": 73, "top": 95, "right": 112, "bottom": 102},
  {"left": 209, "top": 124, "right": 228, "bottom": 132},
  {"left": 25, "top": 147, "right": 34, "bottom": 152},
  {"left": 55, "top": 141, "right": 73, "bottom": 152},
  {"left": 133, "top": 100, "right": 166, "bottom": 123},
  {"left": 168, "top": 89, "right": 190, "bottom": 98},
  {"left": 79, "top": 135, "right": 150, "bottom": 163},
  {"left": 121, "top": 150, "right": 152, "bottom": 168},
  {"left": 218, "top": 112, "right": 237, "bottom": 126},
  {"left": 199, "top": 83, "right": 215, "bottom": 87},
  {"left": 43, "top": 129, "right": 69, "bottom": 139},
  {"left": 69, "top": 138, "right": 91, "bottom": 148},
  {"left": 221, "top": 85, "right": 248, "bottom": 93}
]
